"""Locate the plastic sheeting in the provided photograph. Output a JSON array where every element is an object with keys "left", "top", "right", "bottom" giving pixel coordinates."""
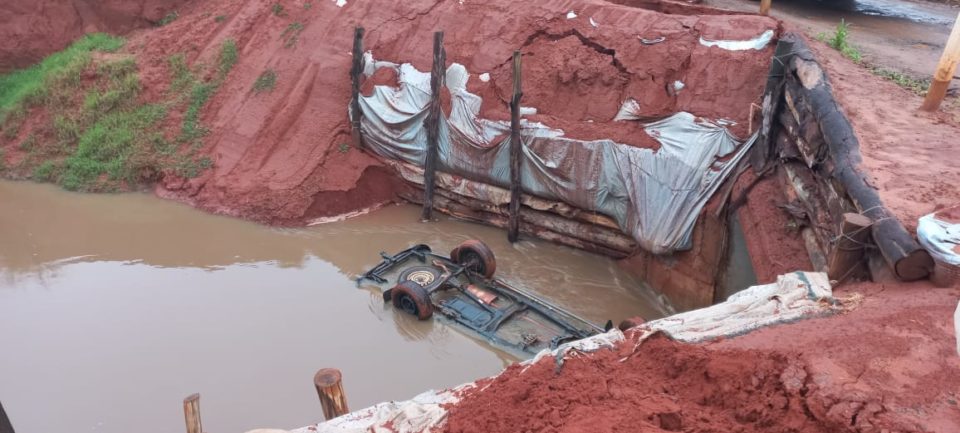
[
  {"left": 630, "top": 271, "right": 836, "bottom": 343},
  {"left": 699, "top": 29, "right": 775, "bottom": 51},
  {"left": 294, "top": 271, "right": 836, "bottom": 433},
  {"left": 356, "top": 56, "right": 757, "bottom": 254},
  {"left": 917, "top": 208, "right": 960, "bottom": 266}
]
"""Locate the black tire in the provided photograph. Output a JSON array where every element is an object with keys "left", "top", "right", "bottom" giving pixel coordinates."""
[
  {"left": 450, "top": 239, "right": 497, "bottom": 278},
  {"left": 397, "top": 265, "right": 444, "bottom": 291},
  {"left": 391, "top": 281, "right": 434, "bottom": 320}
]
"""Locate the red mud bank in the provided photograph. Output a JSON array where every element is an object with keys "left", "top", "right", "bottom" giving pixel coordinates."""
[
  {"left": 445, "top": 282, "right": 960, "bottom": 433},
  {"left": 112, "top": 0, "right": 776, "bottom": 224},
  {"left": 0, "top": 0, "right": 188, "bottom": 72}
]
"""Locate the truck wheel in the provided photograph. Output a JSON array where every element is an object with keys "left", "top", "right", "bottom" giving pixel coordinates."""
[
  {"left": 398, "top": 266, "right": 443, "bottom": 291},
  {"left": 450, "top": 239, "right": 497, "bottom": 278},
  {"left": 391, "top": 281, "right": 434, "bottom": 320}
]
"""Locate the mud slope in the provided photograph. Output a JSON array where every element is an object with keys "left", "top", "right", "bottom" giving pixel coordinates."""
[
  {"left": 445, "top": 282, "right": 960, "bottom": 433},
  {"left": 0, "top": 0, "right": 188, "bottom": 71},
  {"left": 109, "top": 0, "right": 778, "bottom": 224}
]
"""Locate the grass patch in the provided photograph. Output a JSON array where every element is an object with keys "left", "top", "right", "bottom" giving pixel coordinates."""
[
  {"left": 281, "top": 22, "right": 304, "bottom": 48},
  {"left": 178, "top": 39, "right": 239, "bottom": 143},
  {"left": 218, "top": 39, "right": 239, "bottom": 78},
  {"left": 61, "top": 104, "right": 167, "bottom": 190},
  {"left": 157, "top": 11, "right": 179, "bottom": 26},
  {"left": 253, "top": 69, "right": 278, "bottom": 93},
  {"left": 871, "top": 67, "right": 929, "bottom": 96},
  {"left": 338, "top": 142, "right": 350, "bottom": 153},
  {"left": 271, "top": 3, "right": 285, "bottom": 16},
  {"left": 0, "top": 35, "right": 225, "bottom": 191},
  {"left": 0, "top": 33, "right": 124, "bottom": 123},
  {"left": 215, "top": 14, "right": 228, "bottom": 23},
  {"left": 816, "top": 19, "right": 861, "bottom": 63},
  {"left": 0, "top": 34, "right": 233, "bottom": 190},
  {"left": 304, "top": 1, "right": 313, "bottom": 10}
]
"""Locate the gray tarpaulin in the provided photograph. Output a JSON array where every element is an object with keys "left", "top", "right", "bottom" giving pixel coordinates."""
[{"left": 356, "top": 55, "right": 756, "bottom": 254}]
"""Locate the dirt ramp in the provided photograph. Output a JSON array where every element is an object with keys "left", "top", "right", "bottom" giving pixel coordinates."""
[{"left": 0, "top": 0, "right": 188, "bottom": 71}]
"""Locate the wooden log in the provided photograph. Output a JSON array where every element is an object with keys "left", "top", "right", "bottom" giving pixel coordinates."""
[
  {"left": 827, "top": 213, "right": 873, "bottom": 283},
  {"left": 349, "top": 27, "right": 365, "bottom": 150},
  {"left": 508, "top": 50, "right": 523, "bottom": 243},
  {"left": 427, "top": 189, "right": 635, "bottom": 253},
  {"left": 183, "top": 393, "right": 202, "bottom": 433},
  {"left": 402, "top": 191, "right": 631, "bottom": 257},
  {"left": 802, "top": 227, "right": 827, "bottom": 272},
  {"left": 387, "top": 158, "right": 623, "bottom": 230},
  {"left": 314, "top": 368, "right": 349, "bottom": 421},
  {"left": 751, "top": 38, "right": 793, "bottom": 172},
  {"left": 759, "top": 0, "right": 772, "bottom": 15},
  {"left": 920, "top": 12, "right": 960, "bottom": 111},
  {"left": 782, "top": 162, "right": 836, "bottom": 255},
  {"left": 780, "top": 34, "right": 933, "bottom": 280},
  {"left": 0, "top": 401, "right": 14, "bottom": 433},
  {"left": 421, "top": 31, "right": 445, "bottom": 221}
]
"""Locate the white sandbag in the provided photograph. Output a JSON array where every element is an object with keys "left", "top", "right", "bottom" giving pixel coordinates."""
[
  {"left": 631, "top": 271, "right": 836, "bottom": 343},
  {"left": 917, "top": 209, "right": 960, "bottom": 266}
]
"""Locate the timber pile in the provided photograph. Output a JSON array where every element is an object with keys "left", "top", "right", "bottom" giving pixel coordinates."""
[
  {"left": 387, "top": 160, "right": 638, "bottom": 258},
  {"left": 752, "top": 33, "right": 934, "bottom": 282}
]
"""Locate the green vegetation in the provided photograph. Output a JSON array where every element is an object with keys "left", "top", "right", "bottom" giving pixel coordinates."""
[
  {"left": 253, "top": 69, "right": 277, "bottom": 93},
  {"left": 815, "top": 20, "right": 930, "bottom": 96},
  {"left": 338, "top": 142, "right": 351, "bottom": 153},
  {"left": 215, "top": 14, "right": 228, "bottom": 23},
  {"left": 281, "top": 22, "right": 304, "bottom": 48},
  {"left": 303, "top": 1, "right": 313, "bottom": 10},
  {"left": 816, "top": 19, "right": 861, "bottom": 63},
  {"left": 179, "top": 39, "right": 238, "bottom": 144},
  {"left": 271, "top": 3, "right": 285, "bottom": 16},
  {"left": 157, "top": 11, "right": 179, "bottom": 26},
  {"left": 0, "top": 33, "right": 123, "bottom": 124},
  {"left": 218, "top": 39, "right": 238, "bottom": 78},
  {"left": 870, "top": 67, "right": 929, "bottom": 96},
  {"left": 0, "top": 34, "right": 236, "bottom": 190}
]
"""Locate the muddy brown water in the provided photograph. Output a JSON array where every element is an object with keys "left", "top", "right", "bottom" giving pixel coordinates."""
[{"left": 0, "top": 180, "right": 666, "bottom": 433}]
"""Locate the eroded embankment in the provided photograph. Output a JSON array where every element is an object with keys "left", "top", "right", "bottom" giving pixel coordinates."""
[
  {"left": 0, "top": 0, "right": 188, "bottom": 71},
  {"left": 443, "top": 278, "right": 960, "bottom": 433},
  {"left": 0, "top": 0, "right": 778, "bottom": 227}
]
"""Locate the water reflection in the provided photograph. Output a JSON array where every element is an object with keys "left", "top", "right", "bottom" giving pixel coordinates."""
[{"left": 0, "top": 180, "right": 665, "bottom": 433}]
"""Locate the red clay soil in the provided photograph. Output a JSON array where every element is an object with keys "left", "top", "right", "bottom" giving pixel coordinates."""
[
  {"left": 734, "top": 169, "right": 814, "bottom": 283},
  {"left": 0, "top": 0, "right": 773, "bottom": 224},
  {"left": 796, "top": 31, "right": 960, "bottom": 234},
  {"left": 0, "top": 0, "right": 187, "bottom": 72},
  {"left": 444, "top": 281, "right": 960, "bottom": 433}
]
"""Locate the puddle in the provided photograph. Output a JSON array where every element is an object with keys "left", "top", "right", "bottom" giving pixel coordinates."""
[{"left": 0, "top": 180, "right": 665, "bottom": 433}]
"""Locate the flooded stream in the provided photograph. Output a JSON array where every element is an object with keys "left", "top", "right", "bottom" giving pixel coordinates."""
[{"left": 0, "top": 180, "right": 665, "bottom": 433}]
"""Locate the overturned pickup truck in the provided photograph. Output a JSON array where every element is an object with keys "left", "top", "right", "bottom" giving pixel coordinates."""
[{"left": 357, "top": 240, "right": 605, "bottom": 356}]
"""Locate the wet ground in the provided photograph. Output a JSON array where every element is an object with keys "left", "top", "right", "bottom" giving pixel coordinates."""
[
  {"left": 705, "top": 0, "right": 959, "bottom": 78},
  {"left": 0, "top": 180, "right": 665, "bottom": 433}
]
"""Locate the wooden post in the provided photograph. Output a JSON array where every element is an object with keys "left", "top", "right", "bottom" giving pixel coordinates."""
[
  {"left": 421, "top": 31, "right": 445, "bottom": 221},
  {"left": 759, "top": 0, "right": 772, "bottom": 16},
  {"left": 0, "top": 401, "right": 14, "bottom": 433},
  {"left": 350, "top": 27, "right": 365, "bottom": 148},
  {"left": 921, "top": 12, "right": 960, "bottom": 111},
  {"left": 314, "top": 368, "right": 349, "bottom": 420},
  {"left": 508, "top": 51, "right": 523, "bottom": 243},
  {"left": 827, "top": 212, "right": 873, "bottom": 283},
  {"left": 183, "top": 393, "right": 202, "bottom": 433}
]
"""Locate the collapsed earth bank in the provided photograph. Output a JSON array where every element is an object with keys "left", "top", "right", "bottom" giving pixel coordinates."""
[{"left": 0, "top": 0, "right": 778, "bottom": 226}]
